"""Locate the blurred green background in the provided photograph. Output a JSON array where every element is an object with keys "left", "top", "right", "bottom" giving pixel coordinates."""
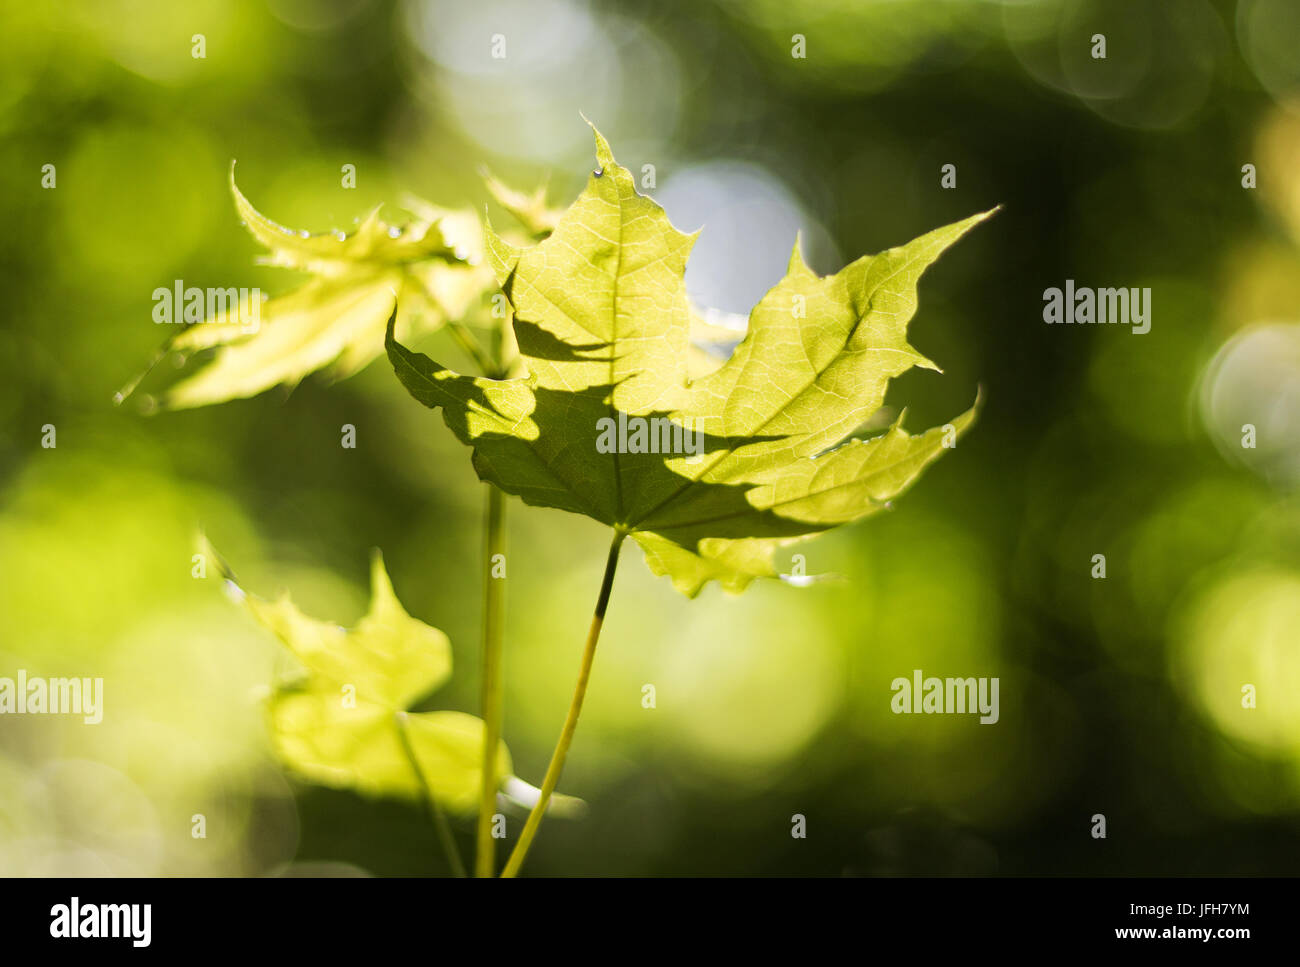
[{"left": 2, "top": 0, "right": 1299, "bottom": 875}]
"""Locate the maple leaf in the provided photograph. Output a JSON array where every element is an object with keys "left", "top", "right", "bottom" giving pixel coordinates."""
[
  {"left": 216, "top": 544, "right": 509, "bottom": 814},
  {"left": 387, "top": 127, "right": 994, "bottom": 596},
  {"left": 479, "top": 169, "right": 741, "bottom": 378},
  {"left": 126, "top": 169, "right": 493, "bottom": 409}
]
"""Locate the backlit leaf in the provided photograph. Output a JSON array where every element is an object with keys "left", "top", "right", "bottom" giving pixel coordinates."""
[
  {"left": 220, "top": 546, "right": 510, "bottom": 814},
  {"left": 127, "top": 170, "right": 491, "bottom": 409},
  {"left": 387, "top": 126, "right": 993, "bottom": 595}
]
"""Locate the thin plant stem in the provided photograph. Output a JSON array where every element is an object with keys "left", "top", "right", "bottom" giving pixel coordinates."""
[
  {"left": 475, "top": 485, "right": 507, "bottom": 876},
  {"left": 396, "top": 711, "right": 467, "bottom": 878},
  {"left": 500, "top": 530, "right": 626, "bottom": 878},
  {"left": 406, "top": 267, "right": 512, "bottom": 875}
]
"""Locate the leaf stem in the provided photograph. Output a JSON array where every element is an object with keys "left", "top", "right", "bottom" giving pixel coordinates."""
[
  {"left": 500, "top": 530, "right": 626, "bottom": 878},
  {"left": 396, "top": 711, "right": 467, "bottom": 878},
  {"left": 475, "top": 485, "right": 508, "bottom": 876}
]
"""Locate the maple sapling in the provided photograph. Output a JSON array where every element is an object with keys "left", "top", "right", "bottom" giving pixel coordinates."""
[
  {"left": 126, "top": 121, "right": 996, "bottom": 877},
  {"left": 387, "top": 124, "right": 997, "bottom": 874}
]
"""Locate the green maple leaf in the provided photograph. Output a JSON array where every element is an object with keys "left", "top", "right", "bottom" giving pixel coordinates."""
[
  {"left": 387, "top": 127, "right": 994, "bottom": 596},
  {"left": 219, "top": 545, "right": 510, "bottom": 814},
  {"left": 480, "top": 169, "right": 738, "bottom": 378},
  {"left": 129, "top": 170, "right": 494, "bottom": 409}
]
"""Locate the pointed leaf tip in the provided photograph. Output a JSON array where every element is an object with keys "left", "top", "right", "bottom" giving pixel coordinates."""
[{"left": 586, "top": 121, "right": 616, "bottom": 173}]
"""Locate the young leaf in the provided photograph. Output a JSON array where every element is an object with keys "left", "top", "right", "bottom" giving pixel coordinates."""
[
  {"left": 483, "top": 169, "right": 561, "bottom": 240},
  {"left": 222, "top": 547, "right": 510, "bottom": 814},
  {"left": 130, "top": 170, "right": 492, "bottom": 409},
  {"left": 482, "top": 167, "right": 745, "bottom": 374},
  {"left": 387, "top": 127, "right": 994, "bottom": 596}
]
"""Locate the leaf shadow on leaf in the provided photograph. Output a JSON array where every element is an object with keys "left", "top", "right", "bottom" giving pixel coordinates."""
[
  {"left": 511, "top": 318, "right": 610, "bottom": 363},
  {"left": 388, "top": 321, "right": 844, "bottom": 548}
]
